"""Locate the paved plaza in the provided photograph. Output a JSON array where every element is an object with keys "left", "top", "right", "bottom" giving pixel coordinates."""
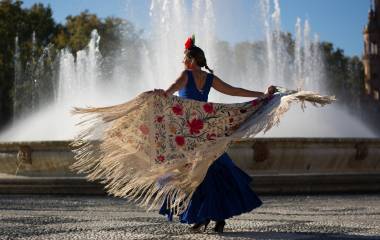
[{"left": 0, "top": 194, "right": 379, "bottom": 240}]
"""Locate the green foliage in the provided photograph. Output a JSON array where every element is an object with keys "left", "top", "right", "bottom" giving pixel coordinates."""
[
  {"left": 0, "top": 0, "right": 58, "bottom": 124},
  {"left": 0, "top": 1, "right": 141, "bottom": 129},
  {"left": 320, "top": 42, "right": 366, "bottom": 108},
  {"left": 99, "top": 17, "right": 124, "bottom": 56},
  {"left": 53, "top": 12, "right": 135, "bottom": 57},
  {"left": 60, "top": 11, "right": 102, "bottom": 52}
]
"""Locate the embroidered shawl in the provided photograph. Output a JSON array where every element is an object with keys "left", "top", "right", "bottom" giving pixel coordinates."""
[{"left": 70, "top": 87, "right": 335, "bottom": 214}]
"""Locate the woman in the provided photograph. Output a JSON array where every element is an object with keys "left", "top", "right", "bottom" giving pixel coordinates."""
[
  {"left": 158, "top": 36, "right": 276, "bottom": 233},
  {"left": 70, "top": 37, "right": 333, "bottom": 236}
]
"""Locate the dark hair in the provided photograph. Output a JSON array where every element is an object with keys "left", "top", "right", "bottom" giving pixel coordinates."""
[{"left": 184, "top": 46, "right": 214, "bottom": 74}]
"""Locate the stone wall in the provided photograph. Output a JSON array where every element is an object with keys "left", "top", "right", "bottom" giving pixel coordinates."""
[
  {"left": 229, "top": 138, "right": 380, "bottom": 175},
  {"left": 1, "top": 139, "right": 380, "bottom": 194},
  {"left": 1, "top": 139, "right": 380, "bottom": 177}
]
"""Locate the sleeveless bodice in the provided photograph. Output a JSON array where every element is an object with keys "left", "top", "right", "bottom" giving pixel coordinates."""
[{"left": 179, "top": 70, "right": 214, "bottom": 102}]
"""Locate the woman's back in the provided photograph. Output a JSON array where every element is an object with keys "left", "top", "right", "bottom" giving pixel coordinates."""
[{"left": 179, "top": 70, "right": 213, "bottom": 102}]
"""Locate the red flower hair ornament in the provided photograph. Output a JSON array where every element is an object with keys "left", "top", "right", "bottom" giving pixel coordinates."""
[{"left": 185, "top": 34, "right": 195, "bottom": 50}]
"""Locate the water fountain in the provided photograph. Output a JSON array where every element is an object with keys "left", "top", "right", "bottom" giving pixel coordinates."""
[
  {"left": 0, "top": 0, "right": 376, "bottom": 140},
  {"left": 0, "top": 0, "right": 379, "bottom": 194}
]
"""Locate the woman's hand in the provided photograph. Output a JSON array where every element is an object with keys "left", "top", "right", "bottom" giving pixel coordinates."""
[
  {"left": 257, "top": 86, "right": 277, "bottom": 100},
  {"left": 266, "top": 85, "right": 277, "bottom": 95}
]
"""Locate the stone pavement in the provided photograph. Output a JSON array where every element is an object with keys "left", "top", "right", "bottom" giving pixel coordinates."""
[{"left": 0, "top": 194, "right": 379, "bottom": 240}]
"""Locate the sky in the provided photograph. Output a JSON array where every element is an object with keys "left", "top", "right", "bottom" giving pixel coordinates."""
[{"left": 21, "top": 0, "right": 371, "bottom": 57}]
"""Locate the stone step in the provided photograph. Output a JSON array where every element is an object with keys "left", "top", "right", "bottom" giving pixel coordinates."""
[
  {"left": 0, "top": 177, "right": 104, "bottom": 195},
  {"left": 252, "top": 173, "right": 380, "bottom": 194},
  {"left": 0, "top": 173, "right": 379, "bottom": 195}
]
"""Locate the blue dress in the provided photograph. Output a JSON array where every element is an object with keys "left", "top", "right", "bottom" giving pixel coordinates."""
[{"left": 159, "top": 70, "right": 262, "bottom": 223}]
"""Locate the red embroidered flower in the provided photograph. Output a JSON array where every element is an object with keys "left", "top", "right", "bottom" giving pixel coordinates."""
[
  {"left": 175, "top": 136, "right": 185, "bottom": 146},
  {"left": 203, "top": 103, "right": 214, "bottom": 114},
  {"left": 251, "top": 99, "right": 259, "bottom": 107},
  {"left": 157, "top": 155, "right": 165, "bottom": 163},
  {"left": 184, "top": 163, "right": 192, "bottom": 169},
  {"left": 139, "top": 124, "right": 149, "bottom": 135},
  {"left": 207, "top": 133, "right": 216, "bottom": 141},
  {"left": 187, "top": 118, "right": 204, "bottom": 135},
  {"left": 172, "top": 104, "right": 183, "bottom": 115},
  {"left": 156, "top": 116, "right": 164, "bottom": 123}
]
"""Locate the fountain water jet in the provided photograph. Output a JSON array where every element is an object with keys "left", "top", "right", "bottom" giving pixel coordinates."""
[
  {"left": 0, "top": 30, "right": 108, "bottom": 141},
  {"left": 13, "top": 36, "right": 22, "bottom": 121}
]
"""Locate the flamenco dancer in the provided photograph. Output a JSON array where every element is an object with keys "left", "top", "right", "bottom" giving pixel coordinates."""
[
  {"left": 70, "top": 36, "right": 334, "bottom": 234},
  {"left": 158, "top": 36, "right": 276, "bottom": 233}
]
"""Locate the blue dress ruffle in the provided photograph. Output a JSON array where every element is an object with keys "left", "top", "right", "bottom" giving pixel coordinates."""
[{"left": 159, "top": 70, "right": 262, "bottom": 223}]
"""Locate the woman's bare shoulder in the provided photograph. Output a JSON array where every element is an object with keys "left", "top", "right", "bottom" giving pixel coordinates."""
[
  {"left": 212, "top": 74, "right": 223, "bottom": 82},
  {"left": 177, "top": 70, "right": 188, "bottom": 83}
]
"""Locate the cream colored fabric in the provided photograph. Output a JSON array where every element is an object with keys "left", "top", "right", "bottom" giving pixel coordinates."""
[{"left": 70, "top": 87, "right": 335, "bottom": 214}]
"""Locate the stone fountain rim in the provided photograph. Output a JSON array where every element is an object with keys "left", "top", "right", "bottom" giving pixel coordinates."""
[{"left": 1, "top": 137, "right": 380, "bottom": 150}]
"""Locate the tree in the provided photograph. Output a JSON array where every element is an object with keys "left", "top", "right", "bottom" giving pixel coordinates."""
[
  {"left": 54, "top": 12, "right": 138, "bottom": 57},
  {"left": 60, "top": 11, "right": 102, "bottom": 53},
  {"left": 0, "top": 0, "right": 25, "bottom": 128},
  {"left": 0, "top": 0, "right": 59, "bottom": 125},
  {"left": 320, "top": 42, "right": 366, "bottom": 110}
]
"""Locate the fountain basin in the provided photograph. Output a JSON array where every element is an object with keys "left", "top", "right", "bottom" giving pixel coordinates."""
[{"left": 0, "top": 138, "right": 379, "bottom": 194}]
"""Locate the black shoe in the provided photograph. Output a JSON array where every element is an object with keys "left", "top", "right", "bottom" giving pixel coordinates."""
[
  {"left": 214, "top": 220, "right": 226, "bottom": 233},
  {"left": 190, "top": 219, "right": 210, "bottom": 232}
]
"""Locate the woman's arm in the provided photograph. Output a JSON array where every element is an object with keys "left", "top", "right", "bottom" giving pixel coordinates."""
[
  {"left": 164, "top": 70, "right": 188, "bottom": 95},
  {"left": 212, "top": 75, "right": 266, "bottom": 98}
]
